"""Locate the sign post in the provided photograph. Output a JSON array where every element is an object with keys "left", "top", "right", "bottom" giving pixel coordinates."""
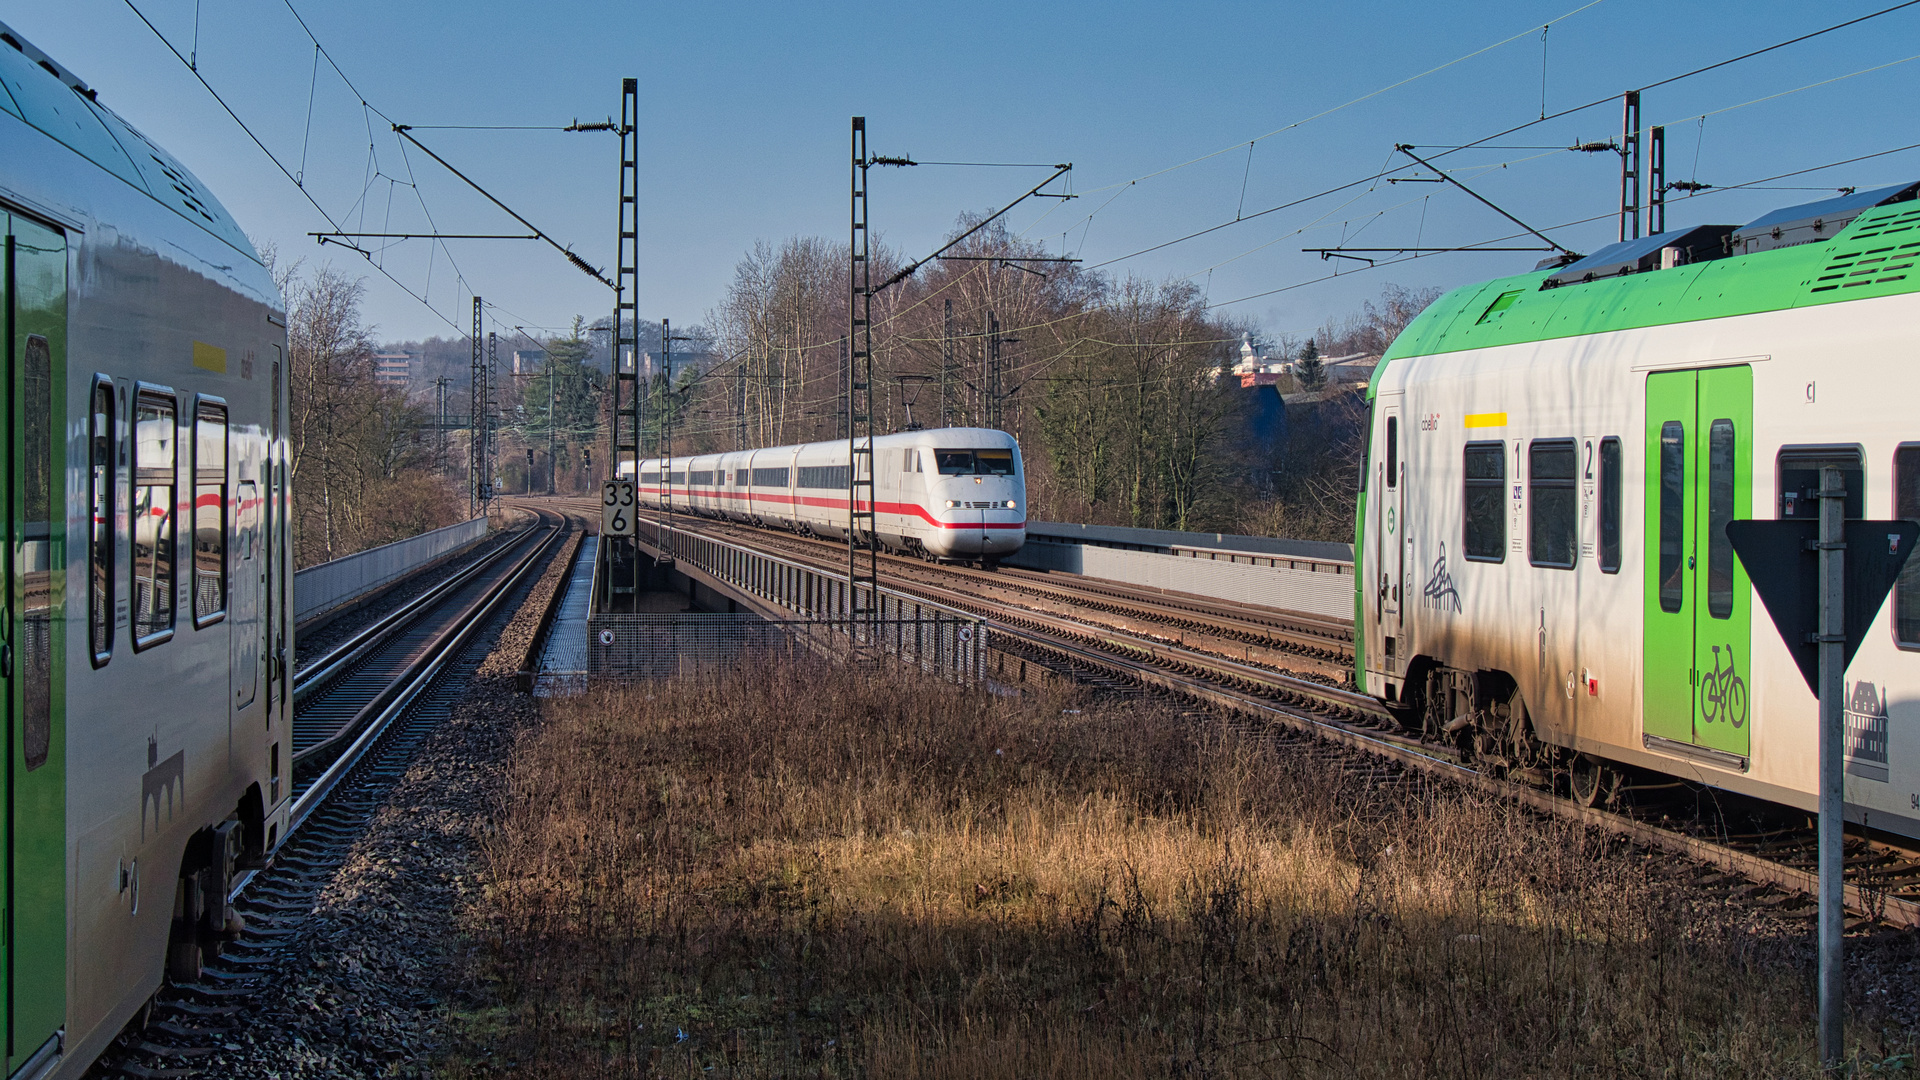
[
  {"left": 1726, "top": 488, "right": 1917, "bottom": 1071},
  {"left": 1817, "top": 467, "right": 1846, "bottom": 1070}
]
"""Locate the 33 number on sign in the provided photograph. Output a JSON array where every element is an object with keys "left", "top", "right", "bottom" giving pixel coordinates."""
[{"left": 602, "top": 479, "right": 636, "bottom": 536}]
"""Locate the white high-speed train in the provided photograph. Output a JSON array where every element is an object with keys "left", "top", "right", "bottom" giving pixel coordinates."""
[
  {"left": 0, "top": 23, "right": 291, "bottom": 1078},
  {"left": 629, "top": 427, "right": 1027, "bottom": 562},
  {"left": 1358, "top": 181, "right": 1920, "bottom": 833}
]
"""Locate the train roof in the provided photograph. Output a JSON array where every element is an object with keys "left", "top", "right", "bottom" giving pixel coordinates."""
[
  {"left": 0, "top": 21, "right": 257, "bottom": 262},
  {"left": 641, "top": 427, "right": 1017, "bottom": 463},
  {"left": 1372, "top": 181, "right": 1920, "bottom": 387}
]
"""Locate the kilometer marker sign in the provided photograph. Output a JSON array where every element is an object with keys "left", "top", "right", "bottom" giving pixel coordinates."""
[{"left": 602, "top": 479, "right": 636, "bottom": 536}]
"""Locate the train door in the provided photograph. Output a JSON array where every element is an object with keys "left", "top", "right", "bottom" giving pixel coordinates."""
[
  {"left": 231, "top": 470, "right": 261, "bottom": 712},
  {"left": 1372, "top": 400, "right": 1405, "bottom": 678},
  {"left": 268, "top": 350, "right": 285, "bottom": 720},
  {"left": 1642, "top": 366, "right": 1753, "bottom": 763},
  {"left": 4, "top": 213, "right": 68, "bottom": 1074}
]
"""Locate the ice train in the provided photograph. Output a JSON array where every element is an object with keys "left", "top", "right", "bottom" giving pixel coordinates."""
[{"left": 630, "top": 427, "right": 1027, "bottom": 563}]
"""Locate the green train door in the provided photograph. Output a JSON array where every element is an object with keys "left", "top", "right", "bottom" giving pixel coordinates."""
[
  {"left": 5, "top": 214, "right": 67, "bottom": 1072},
  {"left": 1642, "top": 366, "right": 1753, "bottom": 764},
  {"left": 1371, "top": 399, "right": 1404, "bottom": 682}
]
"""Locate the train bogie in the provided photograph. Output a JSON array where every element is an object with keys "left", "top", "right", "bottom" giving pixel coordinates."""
[
  {"left": 637, "top": 427, "right": 1027, "bottom": 561},
  {"left": 1359, "top": 184, "right": 1920, "bottom": 838}
]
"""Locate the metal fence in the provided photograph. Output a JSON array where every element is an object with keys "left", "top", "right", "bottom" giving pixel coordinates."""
[
  {"left": 294, "top": 517, "right": 489, "bottom": 624},
  {"left": 585, "top": 612, "right": 985, "bottom": 682},
  {"left": 589, "top": 522, "right": 989, "bottom": 685}
]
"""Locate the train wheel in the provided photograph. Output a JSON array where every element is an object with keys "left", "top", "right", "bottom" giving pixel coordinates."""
[
  {"left": 165, "top": 877, "right": 203, "bottom": 983},
  {"left": 1569, "top": 754, "right": 1617, "bottom": 808}
]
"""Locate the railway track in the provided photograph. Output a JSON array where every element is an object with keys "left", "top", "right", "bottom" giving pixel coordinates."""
[
  {"left": 550, "top": 496, "right": 1353, "bottom": 676},
  {"left": 91, "top": 507, "right": 577, "bottom": 1079},
  {"left": 591, "top": 503, "right": 1920, "bottom": 931}
]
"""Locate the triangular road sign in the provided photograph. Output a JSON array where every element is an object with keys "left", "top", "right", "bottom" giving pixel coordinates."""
[{"left": 1725, "top": 519, "right": 1918, "bottom": 695}]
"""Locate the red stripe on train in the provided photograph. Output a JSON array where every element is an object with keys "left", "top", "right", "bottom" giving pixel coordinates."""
[{"left": 634, "top": 487, "right": 1026, "bottom": 530}]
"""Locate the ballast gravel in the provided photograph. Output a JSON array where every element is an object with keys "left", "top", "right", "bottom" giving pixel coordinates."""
[
  {"left": 197, "top": 517, "right": 584, "bottom": 1079},
  {"left": 130, "top": 502, "right": 1920, "bottom": 1072},
  {"left": 293, "top": 512, "right": 532, "bottom": 676}
]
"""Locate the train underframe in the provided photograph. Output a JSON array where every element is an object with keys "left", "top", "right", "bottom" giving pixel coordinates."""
[
  {"left": 1394, "top": 658, "right": 1624, "bottom": 809},
  {"left": 166, "top": 787, "right": 271, "bottom": 984}
]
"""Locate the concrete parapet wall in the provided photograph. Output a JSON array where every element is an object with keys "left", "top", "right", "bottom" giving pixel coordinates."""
[
  {"left": 294, "top": 517, "right": 489, "bottom": 624},
  {"left": 1004, "top": 533, "right": 1353, "bottom": 619}
]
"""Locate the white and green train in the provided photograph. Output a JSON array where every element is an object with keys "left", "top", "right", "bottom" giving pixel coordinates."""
[
  {"left": 1358, "top": 181, "right": 1920, "bottom": 828},
  {"left": 0, "top": 23, "right": 291, "bottom": 1079}
]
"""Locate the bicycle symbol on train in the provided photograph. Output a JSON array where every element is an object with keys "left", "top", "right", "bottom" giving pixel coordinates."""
[{"left": 1700, "top": 644, "right": 1749, "bottom": 728}]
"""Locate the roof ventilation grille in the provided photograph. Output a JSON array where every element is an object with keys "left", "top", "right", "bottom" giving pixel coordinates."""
[
  {"left": 1806, "top": 202, "right": 1920, "bottom": 293},
  {"left": 150, "top": 154, "right": 215, "bottom": 224}
]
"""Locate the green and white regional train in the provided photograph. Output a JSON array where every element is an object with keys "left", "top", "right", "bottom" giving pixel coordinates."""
[
  {"left": 1358, "top": 181, "right": 1920, "bottom": 828},
  {"left": 0, "top": 23, "right": 291, "bottom": 1080}
]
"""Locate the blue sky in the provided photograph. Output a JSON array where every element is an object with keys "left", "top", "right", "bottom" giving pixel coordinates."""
[{"left": 12, "top": 0, "right": 1920, "bottom": 345}]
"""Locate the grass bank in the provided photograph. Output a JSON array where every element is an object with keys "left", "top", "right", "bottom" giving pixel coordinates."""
[{"left": 444, "top": 659, "right": 1841, "bottom": 1077}]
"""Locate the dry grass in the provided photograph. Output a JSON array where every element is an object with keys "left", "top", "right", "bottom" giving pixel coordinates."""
[{"left": 443, "top": 658, "right": 1850, "bottom": 1078}]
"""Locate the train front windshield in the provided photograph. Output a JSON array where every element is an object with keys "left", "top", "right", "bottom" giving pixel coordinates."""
[{"left": 935, "top": 448, "right": 1017, "bottom": 476}]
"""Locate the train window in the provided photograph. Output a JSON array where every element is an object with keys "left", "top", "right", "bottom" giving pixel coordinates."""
[
  {"left": 90, "top": 379, "right": 115, "bottom": 666},
  {"left": 935, "top": 450, "right": 975, "bottom": 474},
  {"left": 1357, "top": 414, "right": 1370, "bottom": 494},
  {"left": 1385, "top": 416, "right": 1399, "bottom": 489},
  {"left": 194, "top": 399, "right": 228, "bottom": 626},
  {"left": 1778, "top": 447, "right": 1864, "bottom": 520},
  {"left": 751, "top": 467, "right": 789, "bottom": 488},
  {"left": 1706, "top": 420, "right": 1737, "bottom": 619},
  {"left": 1529, "top": 440, "right": 1578, "bottom": 568},
  {"left": 1599, "top": 437, "right": 1622, "bottom": 573},
  {"left": 902, "top": 449, "right": 915, "bottom": 472},
  {"left": 640, "top": 471, "right": 660, "bottom": 483},
  {"left": 1463, "top": 442, "right": 1505, "bottom": 561},
  {"left": 976, "top": 449, "right": 1016, "bottom": 476},
  {"left": 1658, "top": 421, "right": 1685, "bottom": 614},
  {"left": 132, "top": 389, "right": 176, "bottom": 649},
  {"left": 797, "top": 465, "right": 851, "bottom": 489},
  {"left": 689, "top": 470, "right": 713, "bottom": 486},
  {"left": 1896, "top": 446, "right": 1920, "bottom": 647}
]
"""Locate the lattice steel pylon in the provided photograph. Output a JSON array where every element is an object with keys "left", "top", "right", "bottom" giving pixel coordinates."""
[
  {"left": 610, "top": 78, "right": 639, "bottom": 483},
  {"left": 1619, "top": 90, "right": 1642, "bottom": 242},
  {"left": 940, "top": 298, "right": 956, "bottom": 428},
  {"left": 847, "top": 117, "right": 879, "bottom": 627},
  {"left": 488, "top": 331, "right": 500, "bottom": 505},
  {"left": 986, "top": 309, "right": 1003, "bottom": 432},
  {"left": 470, "top": 296, "right": 485, "bottom": 517},
  {"left": 1648, "top": 124, "right": 1667, "bottom": 236}
]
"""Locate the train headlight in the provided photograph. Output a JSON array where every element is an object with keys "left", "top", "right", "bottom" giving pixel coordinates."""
[
  {"left": 945, "top": 500, "right": 957, "bottom": 509},
  {"left": 1005, "top": 500, "right": 1017, "bottom": 509}
]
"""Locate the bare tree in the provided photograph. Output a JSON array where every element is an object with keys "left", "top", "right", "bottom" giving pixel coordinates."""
[{"left": 281, "top": 262, "right": 461, "bottom": 566}]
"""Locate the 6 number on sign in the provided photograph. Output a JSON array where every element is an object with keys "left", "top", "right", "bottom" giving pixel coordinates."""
[{"left": 602, "top": 479, "right": 636, "bottom": 536}]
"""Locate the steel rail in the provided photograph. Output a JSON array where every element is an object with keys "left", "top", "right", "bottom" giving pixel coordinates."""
[
  {"left": 998, "top": 619, "right": 1920, "bottom": 927},
  {"left": 615, "top": 505, "right": 1354, "bottom": 666},
  {"left": 641, "top": 509, "right": 1365, "bottom": 702},
  {"left": 292, "top": 522, "right": 557, "bottom": 768},
  {"left": 288, "top": 522, "right": 558, "bottom": 827},
  {"left": 991, "top": 563, "right": 1354, "bottom": 643},
  {"left": 292, "top": 524, "right": 530, "bottom": 708},
  {"left": 607, "top": 504, "right": 1920, "bottom": 928},
  {"left": 227, "top": 510, "right": 570, "bottom": 904}
]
